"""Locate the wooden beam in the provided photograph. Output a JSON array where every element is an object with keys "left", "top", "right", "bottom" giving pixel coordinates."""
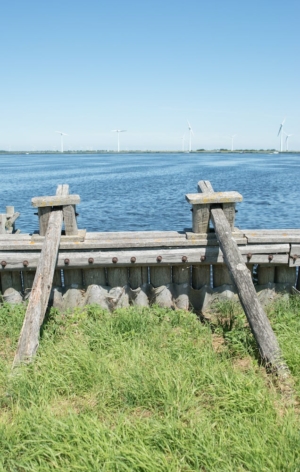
[
  {"left": 13, "top": 185, "right": 67, "bottom": 365},
  {"left": 31, "top": 194, "right": 80, "bottom": 208},
  {"left": 198, "top": 180, "right": 288, "bottom": 374}
]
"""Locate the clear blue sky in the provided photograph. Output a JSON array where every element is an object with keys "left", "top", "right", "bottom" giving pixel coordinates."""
[{"left": 1, "top": 0, "right": 299, "bottom": 151}]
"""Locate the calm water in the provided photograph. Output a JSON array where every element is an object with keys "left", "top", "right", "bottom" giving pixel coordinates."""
[{"left": 0, "top": 152, "right": 299, "bottom": 234}]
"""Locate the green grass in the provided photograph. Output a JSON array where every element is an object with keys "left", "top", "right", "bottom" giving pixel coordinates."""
[{"left": 0, "top": 298, "right": 300, "bottom": 471}]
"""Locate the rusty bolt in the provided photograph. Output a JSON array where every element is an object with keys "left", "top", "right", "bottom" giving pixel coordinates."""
[
  {"left": 1, "top": 261, "right": 7, "bottom": 268},
  {"left": 247, "top": 253, "right": 252, "bottom": 260},
  {"left": 200, "top": 255, "right": 206, "bottom": 262},
  {"left": 157, "top": 255, "right": 162, "bottom": 262},
  {"left": 292, "top": 254, "right": 298, "bottom": 262},
  {"left": 130, "top": 256, "right": 136, "bottom": 263},
  {"left": 182, "top": 255, "right": 188, "bottom": 263},
  {"left": 112, "top": 257, "right": 118, "bottom": 263},
  {"left": 268, "top": 255, "right": 273, "bottom": 262},
  {"left": 23, "top": 260, "right": 29, "bottom": 267},
  {"left": 88, "top": 257, "right": 94, "bottom": 264},
  {"left": 64, "top": 258, "right": 70, "bottom": 265}
]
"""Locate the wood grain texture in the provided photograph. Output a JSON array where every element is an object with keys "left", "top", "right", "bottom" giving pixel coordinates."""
[
  {"left": 275, "top": 266, "right": 296, "bottom": 285},
  {"left": 192, "top": 204, "right": 210, "bottom": 233},
  {"left": 63, "top": 204, "right": 78, "bottom": 236},
  {"left": 31, "top": 194, "right": 80, "bottom": 208},
  {"left": 186, "top": 191, "right": 243, "bottom": 205},
  {"left": 150, "top": 266, "right": 172, "bottom": 287},
  {"left": 13, "top": 185, "right": 66, "bottom": 365},
  {"left": 198, "top": 180, "right": 286, "bottom": 372},
  {"left": 38, "top": 207, "right": 51, "bottom": 236},
  {"left": 192, "top": 265, "right": 210, "bottom": 289}
]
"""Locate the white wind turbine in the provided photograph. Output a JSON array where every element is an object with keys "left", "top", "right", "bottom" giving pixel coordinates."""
[
  {"left": 284, "top": 132, "right": 293, "bottom": 151},
  {"left": 187, "top": 121, "right": 194, "bottom": 152},
  {"left": 56, "top": 131, "right": 68, "bottom": 153},
  {"left": 111, "top": 129, "right": 126, "bottom": 152},
  {"left": 231, "top": 134, "right": 237, "bottom": 151},
  {"left": 277, "top": 117, "right": 286, "bottom": 152}
]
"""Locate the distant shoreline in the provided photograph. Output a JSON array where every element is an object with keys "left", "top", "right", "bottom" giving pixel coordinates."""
[{"left": 0, "top": 150, "right": 299, "bottom": 155}]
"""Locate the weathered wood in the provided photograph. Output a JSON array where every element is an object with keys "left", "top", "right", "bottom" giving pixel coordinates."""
[
  {"left": 23, "top": 271, "right": 36, "bottom": 291},
  {"left": 107, "top": 267, "right": 128, "bottom": 287},
  {"left": 222, "top": 203, "right": 236, "bottom": 230},
  {"left": 63, "top": 269, "right": 83, "bottom": 287},
  {"left": 63, "top": 204, "right": 78, "bottom": 236},
  {"left": 129, "top": 266, "right": 148, "bottom": 289},
  {"left": 13, "top": 185, "right": 67, "bottom": 365},
  {"left": 0, "top": 214, "right": 6, "bottom": 234},
  {"left": 6, "top": 206, "right": 14, "bottom": 217},
  {"left": 192, "top": 265, "right": 210, "bottom": 289},
  {"left": 192, "top": 203, "right": 210, "bottom": 233},
  {"left": 289, "top": 246, "right": 300, "bottom": 267},
  {"left": 275, "top": 266, "right": 296, "bottom": 285},
  {"left": 0, "top": 245, "right": 290, "bottom": 270},
  {"left": 257, "top": 266, "right": 275, "bottom": 285},
  {"left": 31, "top": 194, "right": 80, "bottom": 208},
  {"left": 172, "top": 265, "right": 190, "bottom": 284},
  {"left": 38, "top": 207, "right": 51, "bottom": 236},
  {"left": 0, "top": 271, "right": 22, "bottom": 293},
  {"left": 186, "top": 191, "right": 243, "bottom": 205},
  {"left": 150, "top": 266, "right": 172, "bottom": 287},
  {"left": 83, "top": 268, "right": 106, "bottom": 287},
  {"left": 213, "top": 265, "right": 232, "bottom": 287},
  {"left": 198, "top": 180, "right": 286, "bottom": 372}
]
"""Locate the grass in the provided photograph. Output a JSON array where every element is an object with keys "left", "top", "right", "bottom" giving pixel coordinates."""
[{"left": 0, "top": 298, "right": 300, "bottom": 471}]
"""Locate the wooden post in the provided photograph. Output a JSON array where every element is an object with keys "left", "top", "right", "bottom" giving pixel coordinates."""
[
  {"left": 38, "top": 207, "right": 51, "bottom": 236},
  {"left": 129, "top": 266, "right": 148, "bottom": 289},
  {"left": 257, "top": 265, "right": 275, "bottom": 285},
  {"left": 213, "top": 265, "right": 232, "bottom": 287},
  {"left": 196, "top": 180, "right": 287, "bottom": 374},
  {"left": 0, "top": 214, "right": 6, "bottom": 234},
  {"left": 275, "top": 266, "right": 296, "bottom": 285},
  {"left": 13, "top": 185, "right": 67, "bottom": 365}
]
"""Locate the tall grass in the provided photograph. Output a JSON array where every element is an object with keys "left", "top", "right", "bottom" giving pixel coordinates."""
[{"left": 0, "top": 299, "right": 300, "bottom": 471}]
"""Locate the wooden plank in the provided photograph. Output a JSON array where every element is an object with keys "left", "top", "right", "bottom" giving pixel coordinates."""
[
  {"left": 63, "top": 204, "right": 78, "bottom": 236},
  {"left": 129, "top": 267, "right": 148, "bottom": 289},
  {"left": 31, "top": 229, "right": 86, "bottom": 243},
  {"left": 13, "top": 185, "right": 66, "bottom": 365},
  {"left": 0, "top": 245, "right": 290, "bottom": 270},
  {"left": 257, "top": 266, "right": 275, "bottom": 285},
  {"left": 0, "top": 271, "right": 22, "bottom": 293},
  {"left": 107, "top": 267, "right": 128, "bottom": 287},
  {"left": 150, "top": 266, "right": 171, "bottom": 287},
  {"left": 0, "top": 214, "right": 6, "bottom": 235},
  {"left": 192, "top": 266, "right": 210, "bottom": 289},
  {"left": 213, "top": 265, "right": 232, "bottom": 287},
  {"left": 63, "top": 269, "right": 83, "bottom": 287},
  {"left": 38, "top": 207, "right": 51, "bottom": 236},
  {"left": 186, "top": 191, "right": 243, "bottom": 205},
  {"left": 192, "top": 203, "right": 210, "bottom": 233},
  {"left": 31, "top": 194, "right": 80, "bottom": 208},
  {"left": 83, "top": 268, "right": 106, "bottom": 287},
  {"left": 289, "top": 246, "right": 300, "bottom": 267},
  {"left": 172, "top": 265, "right": 190, "bottom": 284},
  {"left": 275, "top": 266, "right": 296, "bottom": 285},
  {"left": 198, "top": 180, "right": 287, "bottom": 373}
]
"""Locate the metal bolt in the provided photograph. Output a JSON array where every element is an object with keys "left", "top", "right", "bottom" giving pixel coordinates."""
[
  {"left": 292, "top": 254, "right": 298, "bottom": 262},
  {"left": 268, "top": 255, "right": 273, "bottom": 262},
  {"left": 182, "top": 255, "right": 188, "bottom": 263},
  {"left": 1, "top": 261, "right": 7, "bottom": 268},
  {"left": 64, "top": 258, "right": 70, "bottom": 265},
  {"left": 200, "top": 255, "right": 206, "bottom": 262},
  {"left": 130, "top": 256, "right": 136, "bottom": 263},
  {"left": 112, "top": 257, "right": 118, "bottom": 263},
  {"left": 157, "top": 255, "right": 162, "bottom": 262},
  {"left": 247, "top": 253, "right": 252, "bottom": 260},
  {"left": 88, "top": 257, "right": 94, "bottom": 264},
  {"left": 23, "top": 260, "right": 29, "bottom": 267}
]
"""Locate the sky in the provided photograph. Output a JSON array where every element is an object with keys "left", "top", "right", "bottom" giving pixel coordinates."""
[{"left": 0, "top": 0, "right": 299, "bottom": 152}]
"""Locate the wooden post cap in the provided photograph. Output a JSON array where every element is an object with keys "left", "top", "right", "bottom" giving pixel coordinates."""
[{"left": 185, "top": 191, "right": 242, "bottom": 205}]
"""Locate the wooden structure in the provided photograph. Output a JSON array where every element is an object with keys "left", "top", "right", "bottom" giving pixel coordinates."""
[{"left": 0, "top": 182, "right": 299, "bottom": 366}]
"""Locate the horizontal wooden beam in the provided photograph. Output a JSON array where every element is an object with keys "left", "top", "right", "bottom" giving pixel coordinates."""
[
  {"left": 185, "top": 191, "right": 242, "bottom": 205},
  {"left": 31, "top": 195, "right": 80, "bottom": 208}
]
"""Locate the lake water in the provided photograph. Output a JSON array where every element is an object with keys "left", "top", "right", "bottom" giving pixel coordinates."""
[{"left": 0, "top": 152, "right": 299, "bottom": 234}]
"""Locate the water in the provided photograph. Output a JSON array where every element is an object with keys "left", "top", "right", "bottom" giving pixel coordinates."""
[{"left": 0, "top": 152, "right": 299, "bottom": 234}]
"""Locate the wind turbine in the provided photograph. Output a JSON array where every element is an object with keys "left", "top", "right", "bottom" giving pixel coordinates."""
[
  {"left": 284, "top": 132, "right": 293, "bottom": 152},
  {"left": 231, "top": 134, "right": 237, "bottom": 152},
  {"left": 187, "top": 121, "right": 194, "bottom": 152},
  {"left": 277, "top": 117, "right": 286, "bottom": 152},
  {"left": 111, "top": 129, "right": 126, "bottom": 152},
  {"left": 56, "top": 131, "right": 68, "bottom": 153}
]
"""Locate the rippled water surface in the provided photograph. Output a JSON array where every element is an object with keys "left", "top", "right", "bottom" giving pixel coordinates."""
[{"left": 0, "top": 152, "right": 299, "bottom": 233}]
